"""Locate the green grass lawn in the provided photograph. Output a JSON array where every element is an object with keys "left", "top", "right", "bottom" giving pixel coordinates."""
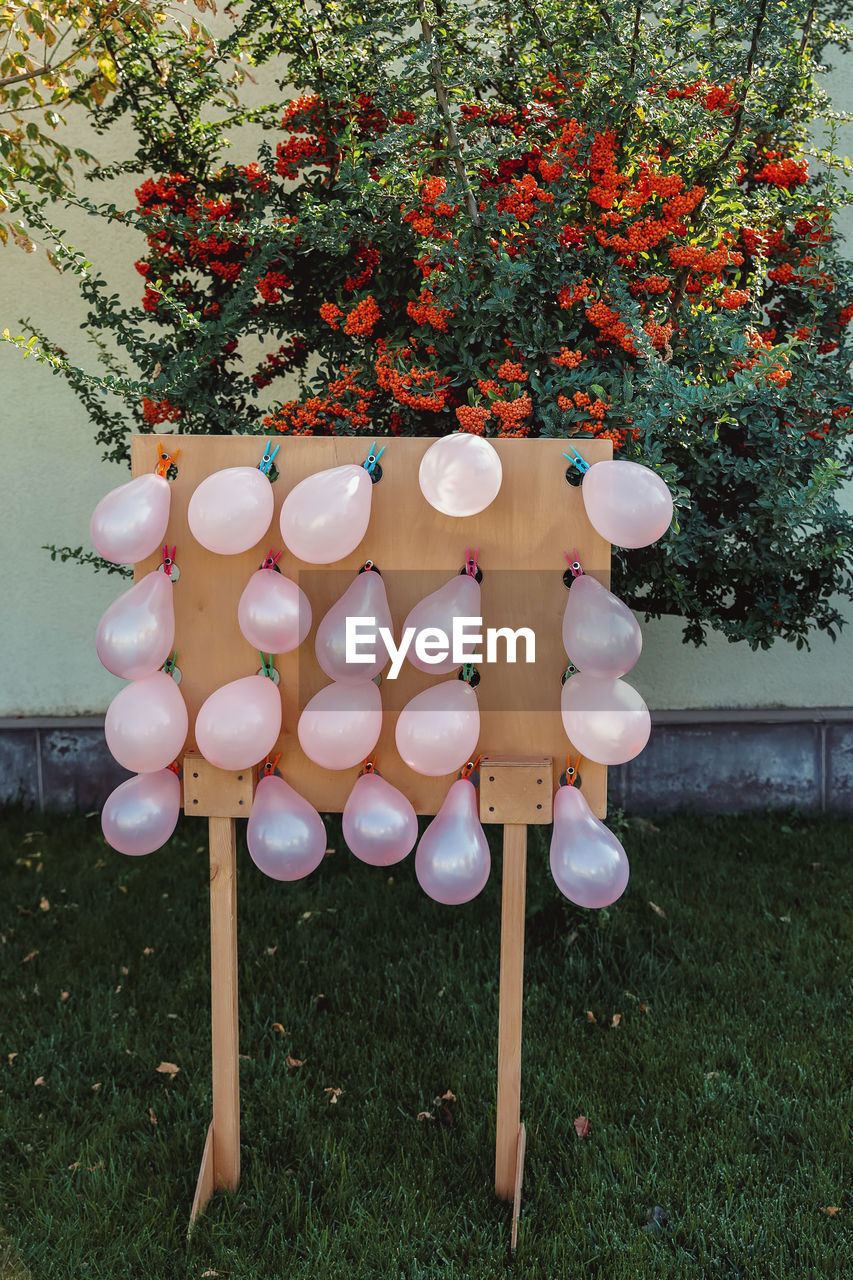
[{"left": 1, "top": 806, "right": 851, "bottom": 1279}]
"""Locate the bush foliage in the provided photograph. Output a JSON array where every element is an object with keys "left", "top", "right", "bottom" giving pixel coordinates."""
[{"left": 12, "top": 0, "right": 853, "bottom": 648}]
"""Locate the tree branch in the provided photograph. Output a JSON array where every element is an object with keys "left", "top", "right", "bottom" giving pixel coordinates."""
[
  {"left": 518, "top": 0, "right": 572, "bottom": 87},
  {"left": 712, "top": 0, "right": 768, "bottom": 172},
  {"left": 416, "top": 2, "right": 480, "bottom": 227}
]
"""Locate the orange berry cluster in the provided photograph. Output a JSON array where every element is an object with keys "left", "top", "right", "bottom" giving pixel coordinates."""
[
  {"left": 586, "top": 299, "right": 638, "bottom": 355},
  {"left": 141, "top": 397, "right": 182, "bottom": 426},
  {"left": 344, "top": 295, "right": 381, "bottom": 337},
  {"left": 455, "top": 405, "right": 491, "bottom": 435},
  {"left": 320, "top": 301, "right": 343, "bottom": 329},
  {"left": 553, "top": 347, "right": 584, "bottom": 368},
  {"left": 407, "top": 290, "right": 454, "bottom": 332},
  {"left": 491, "top": 392, "right": 533, "bottom": 436},
  {"left": 496, "top": 360, "right": 528, "bottom": 381},
  {"left": 718, "top": 288, "right": 750, "bottom": 310},
  {"left": 374, "top": 339, "right": 451, "bottom": 413},
  {"left": 497, "top": 172, "right": 555, "bottom": 222},
  {"left": 753, "top": 153, "right": 808, "bottom": 189}
]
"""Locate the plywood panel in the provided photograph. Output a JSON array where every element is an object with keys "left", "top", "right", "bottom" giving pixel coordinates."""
[{"left": 131, "top": 435, "right": 611, "bottom": 815}]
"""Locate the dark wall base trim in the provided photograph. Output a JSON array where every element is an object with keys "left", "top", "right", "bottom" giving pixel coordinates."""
[{"left": 1, "top": 712, "right": 852, "bottom": 815}]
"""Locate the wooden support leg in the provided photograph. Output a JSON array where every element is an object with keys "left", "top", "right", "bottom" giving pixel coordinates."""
[
  {"left": 189, "top": 815, "right": 241, "bottom": 1231},
  {"left": 495, "top": 822, "right": 528, "bottom": 1206}
]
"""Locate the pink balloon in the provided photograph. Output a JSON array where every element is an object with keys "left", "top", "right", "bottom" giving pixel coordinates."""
[
  {"left": 297, "top": 680, "right": 382, "bottom": 769},
  {"left": 582, "top": 459, "right": 673, "bottom": 549},
  {"left": 188, "top": 467, "right": 274, "bottom": 555},
  {"left": 343, "top": 771, "right": 418, "bottom": 866},
  {"left": 419, "top": 434, "right": 502, "bottom": 517},
  {"left": 90, "top": 473, "right": 171, "bottom": 565},
  {"left": 101, "top": 768, "right": 181, "bottom": 856},
  {"left": 549, "top": 785, "right": 629, "bottom": 908},
  {"left": 280, "top": 464, "right": 372, "bottom": 563},
  {"left": 105, "top": 671, "right": 188, "bottom": 773},
  {"left": 238, "top": 567, "right": 312, "bottom": 654},
  {"left": 415, "top": 778, "right": 490, "bottom": 904},
  {"left": 402, "top": 572, "right": 481, "bottom": 674},
  {"left": 395, "top": 679, "right": 479, "bottom": 776},
  {"left": 247, "top": 774, "right": 326, "bottom": 881},
  {"left": 562, "top": 574, "right": 642, "bottom": 679},
  {"left": 561, "top": 672, "right": 650, "bottom": 765},
  {"left": 195, "top": 674, "right": 282, "bottom": 770},
  {"left": 315, "top": 568, "right": 393, "bottom": 682},
  {"left": 96, "top": 569, "right": 175, "bottom": 679}
]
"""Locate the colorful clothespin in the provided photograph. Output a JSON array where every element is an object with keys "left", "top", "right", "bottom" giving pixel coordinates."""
[
  {"left": 161, "top": 650, "right": 180, "bottom": 680},
  {"left": 155, "top": 442, "right": 180, "bottom": 477},
  {"left": 562, "top": 445, "right": 589, "bottom": 474},
  {"left": 460, "top": 755, "right": 482, "bottom": 779},
  {"left": 262, "top": 752, "right": 281, "bottom": 776},
  {"left": 261, "top": 548, "right": 282, "bottom": 570},
  {"left": 562, "top": 661, "right": 579, "bottom": 683},
  {"left": 258, "top": 441, "right": 280, "bottom": 475},
  {"left": 360, "top": 753, "right": 377, "bottom": 775},
  {"left": 460, "top": 662, "right": 478, "bottom": 685},
  {"left": 258, "top": 651, "right": 277, "bottom": 680},
  {"left": 565, "top": 751, "right": 582, "bottom": 787},
  {"left": 564, "top": 548, "right": 584, "bottom": 578},
  {"left": 161, "top": 544, "right": 177, "bottom": 578},
  {"left": 464, "top": 547, "right": 479, "bottom": 578},
  {"left": 362, "top": 441, "right": 386, "bottom": 474}
]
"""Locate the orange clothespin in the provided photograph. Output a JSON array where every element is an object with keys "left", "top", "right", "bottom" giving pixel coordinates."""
[
  {"left": 262, "top": 752, "right": 281, "bottom": 777},
  {"left": 565, "top": 751, "right": 582, "bottom": 787},
  {"left": 460, "top": 754, "right": 482, "bottom": 779},
  {"left": 360, "top": 753, "right": 377, "bottom": 775},
  {"left": 155, "top": 442, "right": 180, "bottom": 477}
]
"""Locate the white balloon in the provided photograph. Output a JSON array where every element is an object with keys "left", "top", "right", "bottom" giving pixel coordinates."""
[
  {"left": 188, "top": 467, "right": 274, "bottom": 555},
  {"left": 419, "top": 434, "right": 502, "bottom": 517},
  {"left": 280, "top": 464, "right": 373, "bottom": 564}
]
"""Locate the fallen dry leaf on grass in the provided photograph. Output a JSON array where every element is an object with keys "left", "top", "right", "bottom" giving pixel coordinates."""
[
  {"left": 610, "top": 1013, "right": 622, "bottom": 1029},
  {"left": 61, "top": 991, "right": 69, "bottom": 1002},
  {"left": 439, "top": 1089, "right": 456, "bottom": 1102},
  {"left": 266, "top": 946, "right": 277, "bottom": 955},
  {"left": 574, "top": 1116, "right": 590, "bottom": 1138},
  {"left": 648, "top": 902, "right": 666, "bottom": 918},
  {"left": 34, "top": 1077, "right": 46, "bottom": 1087},
  {"left": 8, "top": 1053, "right": 17, "bottom": 1065},
  {"left": 271, "top": 1023, "right": 286, "bottom": 1035},
  {"left": 22, "top": 951, "right": 38, "bottom": 964},
  {"left": 285, "top": 1056, "right": 305, "bottom": 1068},
  {"left": 822, "top": 1206, "right": 841, "bottom": 1217},
  {"left": 39, "top": 897, "right": 50, "bottom": 912},
  {"left": 91, "top": 1082, "right": 102, "bottom": 1092},
  {"left": 585, "top": 1010, "right": 597, "bottom": 1023},
  {"left": 324, "top": 1087, "right": 342, "bottom": 1103},
  {"left": 142, "top": 947, "right": 154, "bottom": 956},
  {"left": 417, "top": 1111, "right": 434, "bottom": 1122},
  {"left": 156, "top": 1062, "right": 180, "bottom": 1077},
  {"left": 148, "top": 1109, "right": 158, "bottom": 1126}
]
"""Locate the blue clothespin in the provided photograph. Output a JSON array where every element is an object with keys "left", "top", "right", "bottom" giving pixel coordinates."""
[
  {"left": 562, "top": 445, "right": 589, "bottom": 474},
  {"left": 363, "top": 441, "right": 386, "bottom": 474},
  {"left": 258, "top": 442, "right": 280, "bottom": 475}
]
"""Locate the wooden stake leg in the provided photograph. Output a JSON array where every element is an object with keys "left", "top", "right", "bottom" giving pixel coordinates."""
[
  {"left": 495, "top": 823, "right": 528, "bottom": 1202},
  {"left": 189, "top": 816, "right": 240, "bottom": 1231}
]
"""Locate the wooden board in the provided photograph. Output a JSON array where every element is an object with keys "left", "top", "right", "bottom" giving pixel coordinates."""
[{"left": 131, "top": 436, "right": 611, "bottom": 816}]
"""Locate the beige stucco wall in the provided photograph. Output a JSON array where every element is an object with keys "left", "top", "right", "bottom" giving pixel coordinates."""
[{"left": 2, "top": 61, "right": 851, "bottom": 717}]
